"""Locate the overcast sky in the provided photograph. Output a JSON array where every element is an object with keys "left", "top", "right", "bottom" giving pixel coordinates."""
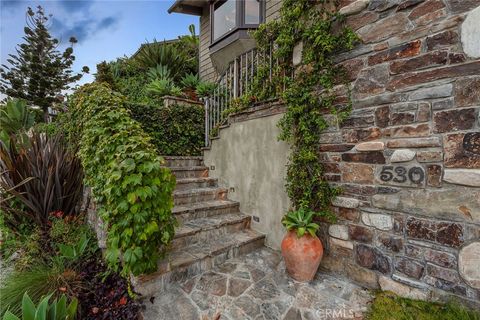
[{"left": 0, "top": 0, "right": 198, "bottom": 86}]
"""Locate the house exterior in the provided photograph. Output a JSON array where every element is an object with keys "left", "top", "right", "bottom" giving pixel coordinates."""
[
  {"left": 169, "top": 0, "right": 280, "bottom": 82},
  {"left": 169, "top": 0, "right": 480, "bottom": 308}
]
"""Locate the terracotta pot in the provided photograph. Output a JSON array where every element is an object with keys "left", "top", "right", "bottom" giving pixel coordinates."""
[
  {"left": 281, "top": 230, "right": 324, "bottom": 282},
  {"left": 183, "top": 88, "right": 198, "bottom": 101}
]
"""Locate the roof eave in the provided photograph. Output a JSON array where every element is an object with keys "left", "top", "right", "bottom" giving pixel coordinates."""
[{"left": 168, "top": 0, "right": 205, "bottom": 16}]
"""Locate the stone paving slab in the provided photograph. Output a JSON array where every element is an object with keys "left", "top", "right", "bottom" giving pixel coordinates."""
[{"left": 142, "top": 248, "right": 373, "bottom": 320}]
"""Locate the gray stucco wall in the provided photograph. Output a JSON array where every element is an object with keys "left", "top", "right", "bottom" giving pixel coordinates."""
[{"left": 203, "top": 112, "right": 290, "bottom": 249}]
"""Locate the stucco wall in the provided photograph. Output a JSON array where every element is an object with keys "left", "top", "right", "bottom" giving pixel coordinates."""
[{"left": 203, "top": 104, "right": 290, "bottom": 249}]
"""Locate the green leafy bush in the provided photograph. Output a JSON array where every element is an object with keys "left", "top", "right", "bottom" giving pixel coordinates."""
[
  {"left": 48, "top": 214, "right": 95, "bottom": 251},
  {"left": 3, "top": 292, "right": 77, "bottom": 320},
  {"left": 56, "top": 234, "right": 89, "bottom": 264},
  {"left": 68, "top": 83, "right": 176, "bottom": 276},
  {"left": 115, "top": 74, "right": 150, "bottom": 103},
  {"left": 0, "top": 226, "right": 44, "bottom": 270},
  {"left": 128, "top": 103, "right": 204, "bottom": 156},
  {"left": 0, "top": 132, "right": 84, "bottom": 230},
  {"left": 33, "top": 122, "right": 59, "bottom": 137}
]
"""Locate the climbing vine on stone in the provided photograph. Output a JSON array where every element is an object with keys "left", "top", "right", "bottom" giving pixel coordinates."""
[
  {"left": 68, "top": 83, "right": 176, "bottom": 276},
  {"left": 251, "top": 0, "right": 359, "bottom": 219}
]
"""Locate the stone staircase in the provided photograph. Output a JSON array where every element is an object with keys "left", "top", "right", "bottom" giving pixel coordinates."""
[{"left": 133, "top": 156, "right": 265, "bottom": 297}]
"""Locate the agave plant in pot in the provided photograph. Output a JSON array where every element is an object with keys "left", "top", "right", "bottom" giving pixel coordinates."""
[{"left": 281, "top": 207, "right": 324, "bottom": 282}]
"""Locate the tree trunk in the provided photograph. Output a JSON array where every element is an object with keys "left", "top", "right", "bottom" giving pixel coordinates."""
[{"left": 43, "top": 106, "right": 49, "bottom": 123}]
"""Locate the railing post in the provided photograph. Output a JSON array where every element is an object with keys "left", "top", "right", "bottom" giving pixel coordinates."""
[
  {"left": 233, "top": 57, "right": 238, "bottom": 99},
  {"left": 204, "top": 98, "right": 209, "bottom": 147}
]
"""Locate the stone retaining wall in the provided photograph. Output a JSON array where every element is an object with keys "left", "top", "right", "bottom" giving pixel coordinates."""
[{"left": 316, "top": 0, "right": 480, "bottom": 307}]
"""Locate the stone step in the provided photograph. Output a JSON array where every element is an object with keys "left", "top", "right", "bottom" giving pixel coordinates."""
[
  {"left": 132, "top": 229, "right": 265, "bottom": 297},
  {"left": 173, "top": 199, "right": 240, "bottom": 223},
  {"left": 173, "top": 187, "right": 227, "bottom": 206},
  {"left": 169, "top": 166, "right": 209, "bottom": 179},
  {"left": 163, "top": 156, "right": 204, "bottom": 168},
  {"left": 174, "top": 177, "right": 218, "bottom": 191},
  {"left": 172, "top": 213, "right": 251, "bottom": 250}
]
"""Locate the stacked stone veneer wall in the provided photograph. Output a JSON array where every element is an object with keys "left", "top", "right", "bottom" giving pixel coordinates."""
[{"left": 316, "top": 0, "right": 480, "bottom": 307}]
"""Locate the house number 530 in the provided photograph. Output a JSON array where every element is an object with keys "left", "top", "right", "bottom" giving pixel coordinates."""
[{"left": 379, "top": 166, "right": 424, "bottom": 184}]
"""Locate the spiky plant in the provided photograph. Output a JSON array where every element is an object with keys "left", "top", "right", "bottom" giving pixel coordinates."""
[
  {"left": 147, "top": 65, "right": 172, "bottom": 81},
  {"left": 0, "top": 262, "right": 81, "bottom": 317},
  {"left": 0, "top": 132, "right": 84, "bottom": 230},
  {"left": 195, "top": 81, "right": 217, "bottom": 98},
  {"left": 133, "top": 40, "right": 187, "bottom": 80},
  {"left": 0, "top": 99, "right": 35, "bottom": 146},
  {"left": 180, "top": 73, "right": 200, "bottom": 89}
]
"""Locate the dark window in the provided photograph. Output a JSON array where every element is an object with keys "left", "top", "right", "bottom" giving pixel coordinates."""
[
  {"left": 244, "top": 0, "right": 260, "bottom": 24},
  {"left": 211, "top": 0, "right": 264, "bottom": 44},
  {"left": 213, "top": 0, "right": 237, "bottom": 41}
]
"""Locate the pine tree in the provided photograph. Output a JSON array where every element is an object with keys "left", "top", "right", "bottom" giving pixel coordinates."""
[{"left": 0, "top": 6, "right": 89, "bottom": 122}]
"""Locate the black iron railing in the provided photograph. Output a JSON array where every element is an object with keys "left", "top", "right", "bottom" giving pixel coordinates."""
[{"left": 204, "top": 45, "right": 279, "bottom": 146}]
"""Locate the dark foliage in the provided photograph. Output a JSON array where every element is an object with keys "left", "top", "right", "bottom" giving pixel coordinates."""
[
  {"left": 94, "top": 61, "right": 116, "bottom": 88},
  {"left": 0, "top": 6, "right": 88, "bottom": 122},
  {"left": 128, "top": 103, "right": 205, "bottom": 156},
  {"left": 78, "top": 256, "right": 142, "bottom": 319},
  {"left": 0, "top": 132, "right": 84, "bottom": 230}
]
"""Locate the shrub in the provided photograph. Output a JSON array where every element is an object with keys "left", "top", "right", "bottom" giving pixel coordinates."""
[
  {"left": 127, "top": 103, "right": 204, "bottom": 156},
  {"left": 2, "top": 292, "right": 77, "bottom": 320},
  {"left": 34, "top": 122, "right": 59, "bottom": 136},
  {"left": 68, "top": 83, "right": 176, "bottom": 276},
  {"left": 95, "top": 61, "right": 115, "bottom": 87},
  {"left": 114, "top": 74, "right": 149, "bottom": 104},
  {"left": 0, "top": 261, "right": 82, "bottom": 316},
  {"left": 49, "top": 214, "right": 95, "bottom": 250},
  {"left": 0, "top": 132, "right": 84, "bottom": 230}
]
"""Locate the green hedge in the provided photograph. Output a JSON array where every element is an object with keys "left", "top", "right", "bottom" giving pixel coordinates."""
[
  {"left": 127, "top": 102, "right": 204, "bottom": 156},
  {"left": 68, "top": 83, "right": 176, "bottom": 276}
]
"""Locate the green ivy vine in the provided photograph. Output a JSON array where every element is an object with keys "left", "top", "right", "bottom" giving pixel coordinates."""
[
  {"left": 249, "top": 0, "right": 359, "bottom": 220},
  {"left": 68, "top": 83, "right": 176, "bottom": 276}
]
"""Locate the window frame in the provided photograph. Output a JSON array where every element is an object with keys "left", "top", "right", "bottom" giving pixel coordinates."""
[{"left": 210, "top": 0, "right": 265, "bottom": 46}]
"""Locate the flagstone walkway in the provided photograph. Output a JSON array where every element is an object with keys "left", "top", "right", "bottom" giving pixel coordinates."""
[{"left": 142, "top": 247, "right": 373, "bottom": 320}]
